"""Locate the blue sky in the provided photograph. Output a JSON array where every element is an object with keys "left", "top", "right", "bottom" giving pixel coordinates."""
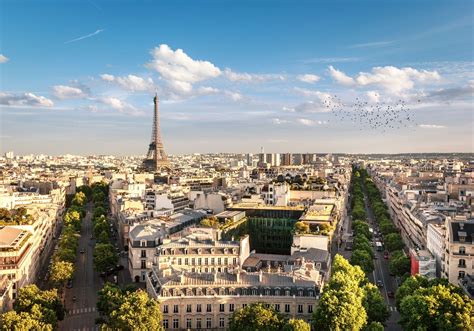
[{"left": 0, "top": 0, "right": 473, "bottom": 155}]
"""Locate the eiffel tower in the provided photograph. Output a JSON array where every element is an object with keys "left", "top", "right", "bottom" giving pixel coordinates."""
[{"left": 143, "top": 94, "right": 171, "bottom": 171}]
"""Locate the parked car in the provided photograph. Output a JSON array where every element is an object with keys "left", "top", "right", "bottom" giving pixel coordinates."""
[
  {"left": 80, "top": 249, "right": 85, "bottom": 254},
  {"left": 387, "top": 291, "right": 395, "bottom": 298},
  {"left": 384, "top": 251, "right": 389, "bottom": 259},
  {"left": 376, "top": 280, "right": 384, "bottom": 288},
  {"left": 115, "top": 264, "right": 124, "bottom": 271},
  {"left": 66, "top": 279, "right": 73, "bottom": 288}
]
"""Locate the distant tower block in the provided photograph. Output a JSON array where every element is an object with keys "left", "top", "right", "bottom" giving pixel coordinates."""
[{"left": 143, "top": 94, "right": 171, "bottom": 171}]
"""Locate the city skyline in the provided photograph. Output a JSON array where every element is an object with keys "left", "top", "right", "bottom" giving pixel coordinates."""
[{"left": 1, "top": 0, "right": 473, "bottom": 155}]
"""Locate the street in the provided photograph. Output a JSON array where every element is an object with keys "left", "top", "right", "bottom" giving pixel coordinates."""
[
  {"left": 59, "top": 203, "right": 100, "bottom": 331},
  {"left": 361, "top": 183, "right": 401, "bottom": 331}
]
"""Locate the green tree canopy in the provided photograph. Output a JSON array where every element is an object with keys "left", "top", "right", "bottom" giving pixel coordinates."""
[
  {"left": 93, "top": 243, "right": 118, "bottom": 273},
  {"left": 14, "top": 285, "right": 64, "bottom": 327},
  {"left": 351, "top": 249, "right": 374, "bottom": 274},
  {"left": 229, "top": 303, "right": 285, "bottom": 331},
  {"left": 72, "top": 192, "right": 87, "bottom": 206},
  {"left": 362, "top": 284, "right": 390, "bottom": 324},
  {"left": 106, "top": 290, "right": 163, "bottom": 330},
  {"left": 388, "top": 250, "right": 410, "bottom": 277},
  {"left": 282, "top": 318, "right": 311, "bottom": 331},
  {"left": 1, "top": 305, "right": 53, "bottom": 331},
  {"left": 384, "top": 233, "right": 404, "bottom": 252},
  {"left": 399, "top": 284, "right": 473, "bottom": 331},
  {"left": 49, "top": 261, "right": 74, "bottom": 287}
]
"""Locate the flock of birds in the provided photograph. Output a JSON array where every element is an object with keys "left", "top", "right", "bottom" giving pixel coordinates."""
[{"left": 321, "top": 94, "right": 422, "bottom": 132}]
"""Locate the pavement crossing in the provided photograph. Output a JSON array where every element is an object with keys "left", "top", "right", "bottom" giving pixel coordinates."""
[{"left": 67, "top": 306, "right": 96, "bottom": 315}]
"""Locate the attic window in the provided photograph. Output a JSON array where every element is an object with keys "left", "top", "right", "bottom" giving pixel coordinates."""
[{"left": 458, "top": 231, "right": 467, "bottom": 243}]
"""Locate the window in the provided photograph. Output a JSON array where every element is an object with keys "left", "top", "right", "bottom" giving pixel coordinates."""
[
  {"left": 218, "top": 258, "right": 222, "bottom": 265},
  {"left": 229, "top": 303, "right": 235, "bottom": 312},
  {"left": 207, "top": 304, "right": 212, "bottom": 312},
  {"left": 196, "top": 318, "right": 202, "bottom": 329},
  {"left": 140, "top": 240, "right": 146, "bottom": 247},
  {"left": 459, "top": 246, "right": 466, "bottom": 255},
  {"left": 163, "top": 305, "right": 169, "bottom": 313},
  {"left": 233, "top": 257, "right": 237, "bottom": 265},
  {"left": 275, "top": 289, "right": 280, "bottom": 296},
  {"left": 206, "top": 318, "right": 212, "bottom": 329},
  {"left": 178, "top": 258, "right": 182, "bottom": 265},
  {"left": 298, "top": 304, "right": 303, "bottom": 313},
  {"left": 285, "top": 289, "right": 290, "bottom": 296},
  {"left": 196, "top": 304, "right": 202, "bottom": 312},
  {"left": 265, "top": 289, "right": 270, "bottom": 296},
  {"left": 173, "top": 305, "right": 179, "bottom": 313},
  {"left": 274, "top": 304, "right": 280, "bottom": 312},
  {"left": 205, "top": 258, "right": 209, "bottom": 265},
  {"left": 219, "top": 304, "right": 225, "bottom": 312},
  {"left": 252, "top": 289, "right": 257, "bottom": 295},
  {"left": 298, "top": 289, "right": 303, "bottom": 296},
  {"left": 141, "top": 249, "right": 146, "bottom": 258},
  {"left": 163, "top": 319, "right": 169, "bottom": 328},
  {"left": 224, "top": 257, "right": 228, "bottom": 265},
  {"left": 308, "top": 304, "right": 313, "bottom": 313},
  {"left": 185, "top": 304, "right": 191, "bottom": 313},
  {"left": 459, "top": 259, "right": 466, "bottom": 267},
  {"left": 219, "top": 317, "right": 225, "bottom": 328},
  {"left": 172, "top": 319, "right": 179, "bottom": 329},
  {"left": 285, "top": 304, "right": 290, "bottom": 313},
  {"left": 459, "top": 271, "right": 466, "bottom": 279},
  {"left": 186, "top": 318, "right": 192, "bottom": 329},
  {"left": 141, "top": 260, "right": 146, "bottom": 269},
  {"left": 198, "top": 258, "right": 202, "bottom": 265},
  {"left": 242, "top": 303, "right": 247, "bottom": 308},
  {"left": 185, "top": 258, "right": 189, "bottom": 265},
  {"left": 192, "top": 258, "right": 195, "bottom": 265}
]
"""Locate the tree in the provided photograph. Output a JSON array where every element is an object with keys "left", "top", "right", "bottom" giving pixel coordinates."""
[
  {"left": 72, "top": 192, "right": 87, "bottom": 206},
  {"left": 63, "top": 210, "right": 81, "bottom": 230},
  {"left": 353, "top": 237, "right": 374, "bottom": 258},
  {"left": 384, "top": 233, "right": 404, "bottom": 252},
  {"left": 313, "top": 255, "right": 368, "bottom": 331},
  {"left": 352, "top": 220, "right": 371, "bottom": 239},
  {"left": 362, "top": 284, "right": 390, "bottom": 324},
  {"left": 283, "top": 318, "right": 311, "bottom": 331},
  {"left": 200, "top": 217, "right": 220, "bottom": 229},
  {"left": 399, "top": 284, "right": 473, "bottom": 331},
  {"left": 351, "top": 249, "right": 374, "bottom": 274},
  {"left": 379, "top": 220, "right": 397, "bottom": 235},
  {"left": 93, "top": 243, "right": 118, "bottom": 273},
  {"left": 229, "top": 303, "right": 285, "bottom": 331},
  {"left": 364, "top": 321, "right": 384, "bottom": 331},
  {"left": 50, "top": 261, "right": 74, "bottom": 287},
  {"left": 14, "top": 285, "right": 64, "bottom": 327},
  {"left": 1, "top": 306, "right": 53, "bottom": 331},
  {"left": 98, "top": 230, "right": 110, "bottom": 244},
  {"left": 395, "top": 275, "right": 429, "bottom": 309},
  {"left": 388, "top": 250, "right": 410, "bottom": 277},
  {"left": 106, "top": 290, "right": 164, "bottom": 330},
  {"left": 97, "top": 283, "right": 126, "bottom": 317},
  {"left": 54, "top": 248, "right": 76, "bottom": 264},
  {"left": 0, "top": 208, "right": 12, "bottom": 220},
  {"left": 295, "top": 221, "right": 310, "bottom": 233},
  {"left": 94, "top": 219, "right": 109, "bottom": 238},
  {"left": 352, "top": 206, "right": 366, "bottom": 221}
]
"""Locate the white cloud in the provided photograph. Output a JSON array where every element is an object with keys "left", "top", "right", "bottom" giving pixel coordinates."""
[
  {"left": 52, "top": 85, "right": 86, "bottom": 99},
  {"left": 146, "top": 44, "right": 221, "bottom": 93},
  {"left": 97, "top": 97, "right": 144, "bottom": 116},
  {"left": 294, "top": 87, "right": 332, "bottom": 102},
  {"left": 0, "top": 92, "right": 54, "bottom": 107},
  {"left": 282, "top": 106, "right": 295, "bottom": 112},
  {"left": 224, "top": 68, "right": 285, "bottom": 83},
  {"left": 224, "top": 91, "right": 243, "bottom": 101},
  {"left": 0, "top": 54, "right": 9, "bottom": 64},
  {"left": 418, "top": 124, "right": 446, "bottom": 129},
  {"left": 349, "top": 40, "right": 394, "bottom": 48},
  {"left": 272, "top": 118, "right": 289, "bottom": 125},
  {"left": 328, "top": 65, "right": 441, "bottom": 94},
  {"left": 297, "top": 118, "right": 327, "bottom": 126},
  {"left": 328, "top": 65, "right": 355, "bottom": 86},
  {"left": 296, "top": 74, "right": 320, "bottom": 84},
  {"left": 366, "top": 91, "right": 380, "bottom": 103},
  {"left": 100, "top": 74, "right": 154, "bottom": 91}
]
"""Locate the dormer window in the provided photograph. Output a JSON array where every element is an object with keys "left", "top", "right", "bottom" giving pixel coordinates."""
[
  {"left": 458, "top": 231, "right": 467, "bottom": 243},
  {"left": 140, "top": 240, "right": 146, "bottom": 247}
]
